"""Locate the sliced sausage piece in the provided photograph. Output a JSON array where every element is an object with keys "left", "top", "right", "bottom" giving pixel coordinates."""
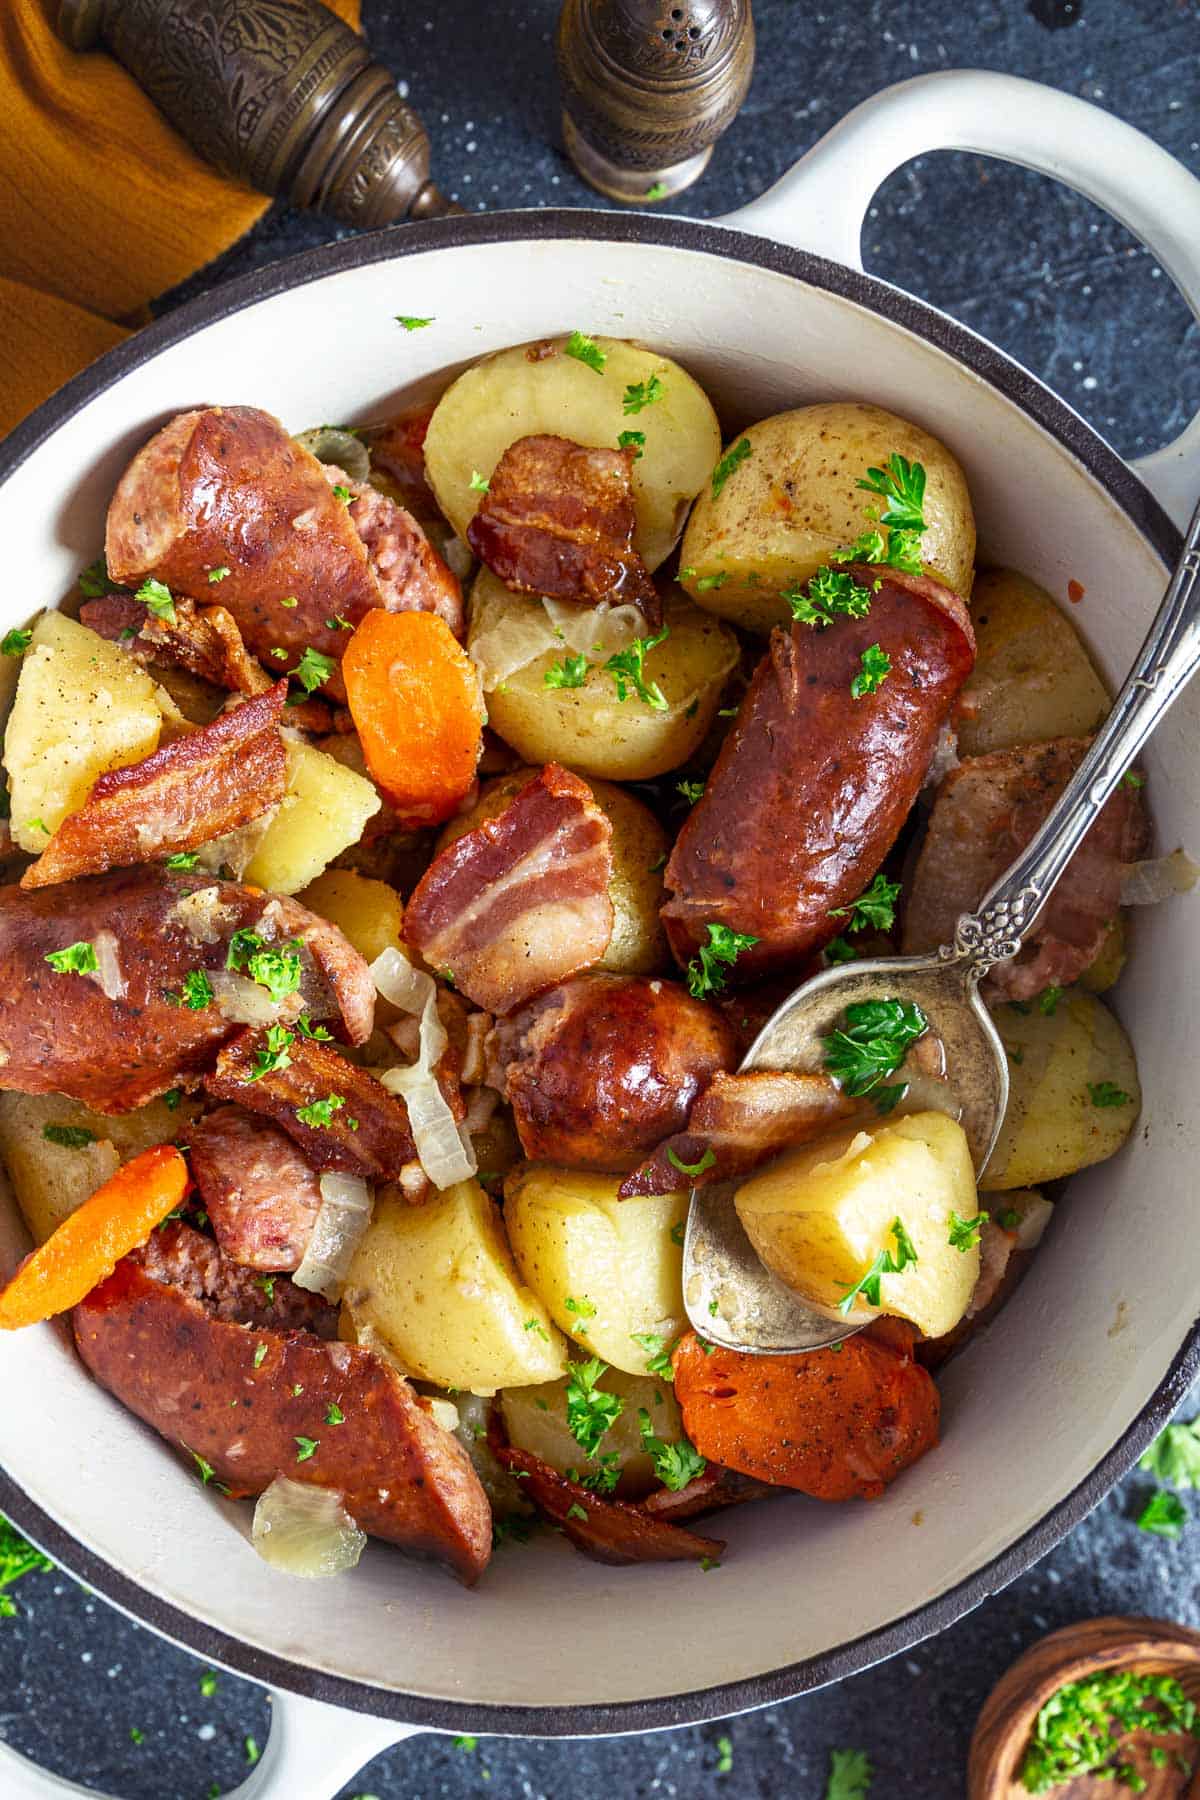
[
  {"left": 672, "top": 1329, "right": 940, "bottom": 1502},
  {"left": 139, "top": 1221, "right": 337, "bottom": 1335},
  {"left": 661, "top": 567, "right": 975, "bottom": 982},
  {"left": 490, "top": 973, "right": 736, "bottom": 1172},
  {"left": 189, "top": 1108, "right": 324, "bottom": 1273},
  {"left": 0, "top": 869, "right": 373, "bottom": 1112},
  {"left": 901, "top": 738, "right": 1148, "bottom": 1000},
  {"left": 74, "top": 1246, "right": 492, "bottom": 1582},
  {"left": 21, "top": 683, "right": 287, "bottom": 889},
  {"left": 404, "top": 763, "right": 614, "bottom": 1016},
  {"left": 333, "top": 467, "right": 463, "bottom": 637}
]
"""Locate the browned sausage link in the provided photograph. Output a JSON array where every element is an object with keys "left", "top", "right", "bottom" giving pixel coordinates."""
[
  {"left": 661, "top": 567, "right": 976, "bottom": 982},
  {"left": 188, "top": 1109, "right": 325, "bottom": 1274},
  {"left": 139, "top": 1222, "right": 337, "bottom": 1335},
  {"left": 104, "top": 406, "right": 382, "bottom": 701},
  {"left": 0, "top": 869, "right": 372, "bottom": 1112},
  {"left": 205, "top": 1030, "right": 415, "bottom": 1180},
  {"left": 21, "top": 683, "right": 288, "bottom": 890},
  {"left": 491, "top": 973, "right": 736, "bottom": 1172},
  {"left": 73, "top": 1250, "right": 492, "bottom": 1582}
]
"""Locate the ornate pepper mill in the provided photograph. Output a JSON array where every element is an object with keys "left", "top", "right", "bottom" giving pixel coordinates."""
[
  {"left": 54, "top": 0, "right": 458, "bottom": 229},
  {"left": 557, "top": 0, "right": 755, "bottom": 203}
]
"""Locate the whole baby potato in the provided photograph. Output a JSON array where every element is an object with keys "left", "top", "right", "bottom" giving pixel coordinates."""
[
  {"left": 734, "top": 1111, "right": 980, "bottom": 1339},
  {"left": 471, "top": 574, "right": 739, "bottom": 781},
  {"left": 438, "top": 767, "right": 669, "bottom": 976},
  {"left": 957, "top": 568, "right": 1110, "bottom": 758},
  {"left": 679, "top": 401, "right": 976, "bottom": 633},
  {"left": 424, "top": 335, "right": 722, "bottom": 569},
  {"left": 981, "top": 989, "right": 1140, "bottom": 1191}
]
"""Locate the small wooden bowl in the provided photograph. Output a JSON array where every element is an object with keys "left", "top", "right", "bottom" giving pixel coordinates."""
[{"left": 968, "top": 1617, "right": 1200, "bottom": 1799}]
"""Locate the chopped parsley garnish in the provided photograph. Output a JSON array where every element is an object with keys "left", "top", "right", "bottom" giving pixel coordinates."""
[
  {"left": 645, "top": 181, "right": 668, "bottom": 201},
  {"left": 44, "top": 940, "right": 98, "bottom": 975},
  {"left": 325, "top": 1403, "right": 345, "bottom": 1426},
  {"left": 617, "top": 429, "right": 645, "bottom": 459},
  {"left": 395, "top": 315, "right": 434, "bottom": 330},
  {"left": 256, "top": 1275, "right": 276, "bottom": 1303},
  {"left": 1, "top": 628, "right": 31, "bottom": 656},
  {"left": 0, "top": 1516, "right": 52, "bottom": 1619},
  {"left": 164, "top": 851, "right": 200, "bottom": 870},
  {"left": 857, "top": 453, "right": 927, "bottom": 533},
  {"left": 77, "top": 555, "right": 111, "bottom": 598},
  {"left": 332, "top": 484, "right": 353, "bottom": 504},
  {"left": 829, "top": 873, "right": 901, "bottom": 935},
  {"left": 468, "top": 469, "right": 490, "bottom": 493},
  {"left": 297, "top": 1014, "right": 332, "bottom": 1041},
  {"left": 226, "top": 929, "right": 303, "bottom": 1001},
  {"left": 576, "top": 1452, "right": 621, "bottom": 1494},
  {"left": 245, "top": 1736, "right": 261, "bottom": 1767},
  {"left": 686, "top": 922, "right": 759, "bottom": 999},
  {"left": 565, "top": 1357, "right": 624, "bottom": 1456},
  {"left": 1019, "top": 1667, "right": 1199, "bottom": 1791},
  {"left": 564, "top": 1295, "right": 596, "bottom": 1329},
  {"left": 1088, "top": 1081, "right": 1133, "bottom": 1108},
  {"left": 676, "top": 779, "right": 705, "bottom": 805},
  {"left": 711, "top": 438, "right": 751, "bottom": 498},
  {"left": 851, "top": 643, "right": 892, "bottom": 698},
  {"left": 1121, "top": 769, "right": 1145, "bottom": 790},
  {"left": 630, "top": 1331, "right": 677, "bottom": 1380},
  {"left": 280, "top": 595, "right": 299, "bottom": 608},
  {"left": 191, "top": 1451, "right": 229, "bottom": 1493},
  {"left": 836, "top": 1217, "right": 918, "bottom": 1314},
  {"left": 670, "top": 1221, "right": 685, "bottom": 1247},
  {"left": 135, "top": 576, "right": 177, "bottom": 624},
  {"left": 784, "top": 566, "right": 873, "bottom": 628},
  {"left": 174, "top": 969, "right": 215, "bottom": 1010},
  {"left": 699, "top": 1554, "right": 721, "bottom": 1572},
  {"left": 325, "top": 614, "right": 353, "bottom": 631},
  {"left": 824, "top": 936, "right": 858, "bottom": 964},
  {"left": 637, "top": 1409, "right": 706, "bottom": 1490},
  {"left": 824, "top": 1748, "right": 873, "bottom": 1800},
  {"left": 544, "top": 652, "right": 590, "bottom": 690},
  {"left": 42, "top": 1124, "right": 96, "bottom": 1149},
  {"left": 695, "top": 570, "right": 728, "bottom": 592},
  {"left": 295, "top": 1094, "right": 347, "bottom": 1128},
  {"left": 605, "top": 625, "right": 669, "bottom": 709},
  {"left": 999, "top": 1208, "right": 1021, "bottom": 1229},
  {"left": 948, "top": 1210, "right": 988, "bottom": 1252},
  {"left": 1038, "top": 985, "right": 1064, "bottom": 1015},
  {"left": 207, "top": 566, "right": 230, "bottom": 583},
  {"left": 667, "top": 1145, "right": 716, "bottom": 1179},
  {"left": 253, "top": 1343, "right": 268, "bottom": 1369},
  {"left": 163, "top": 1089, "right": 182, "bottom": 1111},
  {"left": 523, "top": 1318, "right": 550, "bottom": 1342},
  {"left": 454, "top": 1733, "right": 479, "bottom": 1751},
  {"left": 129, "top": 1726, "right": 145, "bottom": 1745},
  {"left": 290, "top": 645, "right": 335, "bottom": 695},
  {"left": 294, "top": 1437, "right": 319, "bottom": 1462},
  {"left": 565, "top": 1501, "right": 589, "bottom": 1523},
  {"left": 823, "top": 997, "right": 928, "bottom": 1097},
  {"left": 200, "top": 1670, "right": 219, "bottom": 1697},
  {"left": 565, "top": 329, "right": 606, "bottom": 374},
  {"left": 622, "top": 374, "right": 663, "bottom": 413},
  {"left": 716, "top": 1735, "right": 734, "bottom": 1775},
  {"left": 1140, "top": 1417, "right": 1200, "bottom": 1489},
  {"left": 243, "top": 1024, "right": 295, "bottom": 1083},
  {"left": 26, "top": 818, "right": 49, "bottom": 834},
  {"left": 1138, "top": 1489, "right": 1187, "bottom": 1539}
]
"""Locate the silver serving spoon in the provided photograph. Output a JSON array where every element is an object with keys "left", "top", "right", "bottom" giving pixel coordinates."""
[{"left": 683, "top": 493, "right": 1200, "bottom": 1354}]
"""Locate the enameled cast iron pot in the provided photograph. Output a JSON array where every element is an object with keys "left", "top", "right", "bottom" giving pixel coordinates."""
[{"left": 1, "top": 71, "right": 1198, "bottom": 1800}]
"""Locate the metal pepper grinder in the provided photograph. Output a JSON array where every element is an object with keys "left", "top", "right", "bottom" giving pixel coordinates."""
[
  {"left": 54, "top": 0, "right": 459, "bottom": 228},
  {"left": 557, "top": 0, "right": 755, "bottom": 203}
]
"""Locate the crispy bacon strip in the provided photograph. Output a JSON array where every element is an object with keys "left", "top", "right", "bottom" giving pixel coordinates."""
[
  {"left": 620, "top": 1070, "right": 855, "bottom": 1197},
  {"left": 404, "top": 763, "right": 614, "bottom": 1016},
  {"left": 205, "top": 1030, "right": 415, "bottom": 1179},
  {"left": 466, "top": 434, "right": 661, "bottom": 628},
  {"left": 490, "top": 1436, "right": 725, "bottom": 1566},
  {"left": 81, "top": 593, "right": 333, "bottom": 733},
  {"left": 21, "top": 684, "right": 287, "bottom": 890},
  {"left": 901, "top": 737, "right": 1149, "bottom": 1000},
  {"left": 188, "top": 1106, "right": 325, "bottom": 1273}
]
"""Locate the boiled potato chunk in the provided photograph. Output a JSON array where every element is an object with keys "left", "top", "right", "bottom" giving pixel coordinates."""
[
  {"left": 734, "top": 1111, "right": 979, "bottom": 1338},
  {"left": 341, "top": 1179, "right": 566, "bottom": 1394},
  {"left": 679, "top": 401, "right": 976, "bottom": 634},
  {"left": 982, "top": 989, "right": 1140, "bottom": 1191},
  {"left": 424, "top": 335, "right": 722, "bottom": 569},
  {"left": 504, "top": 1166, "right": 688, "bottom": 1374},
  {"left": 297, "top": 869, "right": 404, "bottom": 965},
  {"left": 472, "top": 576, "right": 738, "bottom": 781},
  {"left": 0, "top": 1091, "right": 202, "bottom": 1244},
  {"left": 1078, "top": 914, "right": 1127, "bottom": 994},
  {"left": 4, "top": 612, "right": 163, "bottom": 851},
  {"left": 501, "top": 1366, "right": 683, "bottom": 1499},
  {"left": 243, "top": 738, "right": 380, "bottom": 895},
  {"left": 957, "top": 568, "right": 1110, "bottom": 757},
  {"left": 438, "top": 766, "right": 669, "bottom": 975}
]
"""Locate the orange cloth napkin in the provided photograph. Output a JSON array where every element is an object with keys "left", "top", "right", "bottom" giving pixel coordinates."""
[{"left": 0, "top": 0, "right": 360, "bottom": 440}]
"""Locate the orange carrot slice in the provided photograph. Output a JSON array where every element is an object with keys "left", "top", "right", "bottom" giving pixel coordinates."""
[
  {"left": 0, "top": 1144, "right": 187, "bottom": 1330},
  {"left": 342, "top": 610, "right": 485, "bottom": 826}
]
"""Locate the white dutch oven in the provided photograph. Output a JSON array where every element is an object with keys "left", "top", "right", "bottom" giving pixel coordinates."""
[{"left": 1, "top": 70, "right": 1198, "bottom": 1800}]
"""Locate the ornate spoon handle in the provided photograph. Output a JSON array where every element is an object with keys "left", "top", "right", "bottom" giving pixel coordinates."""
[{"left": 947, "top": 492, "right": 1200, "bottom": 977}]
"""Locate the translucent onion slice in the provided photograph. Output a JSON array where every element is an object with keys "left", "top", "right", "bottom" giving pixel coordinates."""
[
  {"left": 542, "top": 597, "right": 644, "bottom": 660},
  {"left": 469, "top": 596, "right": 643, "bottom": 689},
  {"left": 293, "top": 1172, "right": 374, "bottom": 1300},
  {"left": 371, "top": 948, "right": 476, "bottom": 1190},
  {"left": 251, "top": 1477, "right": 365, "bottom": 1579},
  {"left": 209, "top": 970, "right": 285, "bottom": 1027},
  {"left": 87, "top": 929, "right": 126, "bottom": 1002},
  {"left": 1120, "top": 847, "right": 1200, "bottom": 906},
  {"left": 294, "top": 426, "right": 371, "bottom": 482}
]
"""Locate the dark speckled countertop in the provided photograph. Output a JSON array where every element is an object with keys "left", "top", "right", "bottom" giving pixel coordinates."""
[{"left": 2, "top": 1, "right": 1199, "bottom": 1795}]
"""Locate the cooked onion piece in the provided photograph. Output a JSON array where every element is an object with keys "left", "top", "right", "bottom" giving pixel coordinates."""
[
  {"left": 372, "top": 948, "right": 477, "bottom": 1190},
  {"left": 292, "top": 1173, "right": 374, "bottom": 1301},
  {"left": 251, "top": 1476, "right": 366, "bottom": 1579}
]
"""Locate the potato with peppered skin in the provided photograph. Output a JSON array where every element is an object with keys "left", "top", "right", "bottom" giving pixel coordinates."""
[
  {"left": 679, "top": 401, "right": 976, "bottom": 634},
  {"left": 958, "top": 567, "right": 1110, "bottom": 758},
  {"left": 423, "top": 336, "right": 722, "bottom": 571},
  {"left": 470, "top": 575, "right": 739, "bottom": 782},
  {"left": 437, "top": 768, "right": 670, "bottom": 977}
]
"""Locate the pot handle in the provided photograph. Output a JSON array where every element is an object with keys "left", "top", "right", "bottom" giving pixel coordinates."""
[
  {"left": 719, "top": 70, "right": 1200, "bottom": 529},
  {"left": 0, "top": 1685, "right": 420, "bottom": 1800}
]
